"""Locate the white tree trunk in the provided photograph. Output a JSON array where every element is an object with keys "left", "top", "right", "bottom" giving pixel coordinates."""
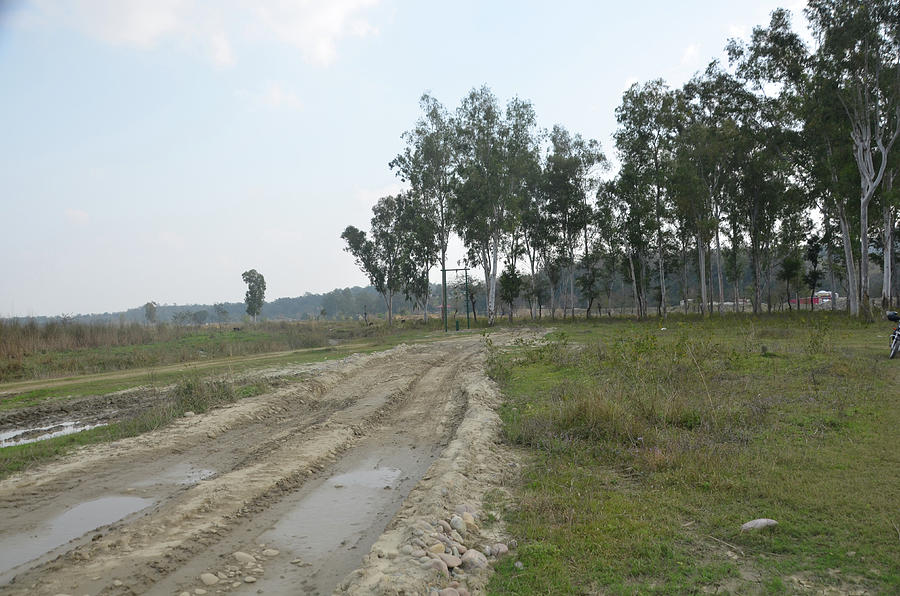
[
  {"left": 628, "top": 252, "right": 640, "bottom": 317},
  {"left": 697, "top": 233, "right": 708, "bottom": 316},
  {"left": 883, "top": 171, "right": 894, "bottom": 308},
  {"left": 488, "top": 235, "right": 499, "bottom": 325},
  {"left": 657, "top": 229, "right": 667, "bottom": 319},
  {"left": 714, "top": 221, "right": 724, "bottom": 315},
  {"left": 860, "top": 200, "right": 871, "bottom": 315},
  {"left": 837, "top": 203, "right": 860, "bottom": 316}
]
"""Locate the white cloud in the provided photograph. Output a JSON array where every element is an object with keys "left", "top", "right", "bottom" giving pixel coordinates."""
[
  {"left": 209, "top": 31, "right": 235, "bottom": 67},
  {"left": 31, "top": 0, "right": 187, "bottom": 47},
  {"left": 681, "top": 43, "right": 699, "bottom": 66},
  {"left": 250, "top": 0, "right": 380, "bottom": 66},
  {"left": 64, "top": 208, "right": 90, "bottom": 226},
  {"left": 15, "top": 0, "right": 383, "bottom": 68}
]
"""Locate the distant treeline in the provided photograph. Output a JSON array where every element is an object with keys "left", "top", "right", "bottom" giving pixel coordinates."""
[{"left": 1, "top": 286, "right": 440, "bottom": 326}]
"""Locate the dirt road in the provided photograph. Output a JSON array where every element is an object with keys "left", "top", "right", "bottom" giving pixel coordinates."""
[{"left": 0, "top": 333, "right": 523, "bottom": 595}]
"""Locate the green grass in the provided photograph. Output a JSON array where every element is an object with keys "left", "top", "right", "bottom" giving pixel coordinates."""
[
  {"left": 0, "top": 319, "right": 453, "bottom": 383},
  {"left": 486, "top": 312, "right": 900, "bottom": 594}
]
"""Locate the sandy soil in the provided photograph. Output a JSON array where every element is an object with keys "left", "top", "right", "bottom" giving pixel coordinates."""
[{"left": 0, "top": 332, "right": 526, "bottom": 595}]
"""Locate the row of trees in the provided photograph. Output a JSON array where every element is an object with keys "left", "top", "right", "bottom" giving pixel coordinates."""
[{"left": 345, "top": 0, "right": 900, "bottom": 324}]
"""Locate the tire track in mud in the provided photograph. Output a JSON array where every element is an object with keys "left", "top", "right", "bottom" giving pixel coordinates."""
[{"left": 0, "top": 335, "right": 486, "bottom": 595}]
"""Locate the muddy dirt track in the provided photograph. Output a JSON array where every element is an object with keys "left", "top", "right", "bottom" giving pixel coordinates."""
[{"left": 0, "top": 333, "right": 525, "bottom": 595}]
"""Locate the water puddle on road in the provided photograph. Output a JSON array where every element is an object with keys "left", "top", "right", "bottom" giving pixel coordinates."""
[
  {"left": 237, "top": 445, "right": 437, "bottom": 595},
  {"left": 131, "top": 462, "right": 216, "bottom": 487},
  {"left": 0, "top": 421, "right": 108, "bottom": 447},
  {"left": 263, "top": 465, "right": 403, "bottom": 556},
  {"left": 0, "top": 495, "right": 153, "bottom": 584}
]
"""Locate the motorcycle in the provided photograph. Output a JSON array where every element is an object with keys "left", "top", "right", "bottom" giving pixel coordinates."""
[{"left": 889, "top": 311, "right": 900, "bottom": 359}]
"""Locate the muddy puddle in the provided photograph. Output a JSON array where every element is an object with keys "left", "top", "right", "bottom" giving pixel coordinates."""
[
  {"left": 130, "top": 462, "right": 216, "bottom": 487},
  {"left": 149, "top": 441, "right": 440, "bottom": 596},
  {"left": 242, "top": 449, "right": 423, "bottom": 595},
  {"left": 261, "top": 464, "right": 403, "bottom": 556},
  {"left": 0, "top": 421, "right": 107, "bottom": 447},
  {"left": 0, "top": 495, "right": 153, "bottom": 585}
]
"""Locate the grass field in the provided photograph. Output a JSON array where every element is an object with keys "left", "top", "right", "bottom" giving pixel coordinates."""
[
  {"left": 484, "top": 312, "right": 900, "bottom": 594},
  {"left": 0, "top": 319, "right": 451, "bottom": 382}
]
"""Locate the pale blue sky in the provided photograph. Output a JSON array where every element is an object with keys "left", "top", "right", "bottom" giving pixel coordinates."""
[{"left": 0, "top": 0, "right": 806, "bottom": 317}]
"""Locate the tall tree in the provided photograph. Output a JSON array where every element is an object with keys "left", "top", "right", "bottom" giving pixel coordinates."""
[
  {"left": 390, "top": 94, "right": 456, "bottom": 328},
  {"left": 679, "top": 63, "right": 746, "bottom": 313},
  {"left": 143, "top": 301, "right": 157, "bottom": 325},
  {"left": 727, "top": 10, "right": 808, "bottom": 313},
  {"left": 241, "top": 269, "right": 266, "bottom": 322},
  {"left": 397, "top": 192, "right": 439, "bottom": 322},
  {"left": 341, "top": 195, "right": 405, "bottom": 325},
  {"left": 520, "top": 162, "right": 551, "bottom": 319},
  {"left": 453, "top": 88, "right": 536, "bottom": 325},
  {"left": 615, "top": 79, "right": 676, "bottom": 318},
  {"left": 614, "top": 166, "right": 654, "bottom": 318},
  {"left": 543, "top": 125, "right": 606, "bottom": 318},
  {"left": 807, "top": 0, "right": 900, "bottom": 315}
]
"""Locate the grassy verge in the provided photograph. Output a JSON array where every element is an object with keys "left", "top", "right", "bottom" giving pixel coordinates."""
[
  {"left": 486, "top": 312, "right": 900, "bottom": 594},
  {"left": 0, "top": 375, "right": 271, "bottom": 479}
]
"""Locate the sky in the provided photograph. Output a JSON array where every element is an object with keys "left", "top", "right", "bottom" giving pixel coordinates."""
[{"left": 0, "top": 0, "right": 809, "bottom": 317}]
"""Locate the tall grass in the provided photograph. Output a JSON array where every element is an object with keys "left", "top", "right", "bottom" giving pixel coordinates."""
[{"left": 0, "top": 319, "right": 430, "bottom": 382}]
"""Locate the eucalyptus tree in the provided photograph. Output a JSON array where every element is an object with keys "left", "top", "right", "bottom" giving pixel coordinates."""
[
  {"left": 670, "top": 144, "right": 711, "bottom": 314},
  {"left": 390, "top": 93, "right": 456, "bottom": 327},
  {"left": 678, "top": 63, "right": 747, "bottom": 313},
  {"left": 503, "top": 98, "right": 543, "bottom": 317},
  {"left": 453, "top": 87, "right": 538, "bottom": 325},
  {"left": 802, "top": 70, "right": 862, "bottom": 314},
  {"left": 397, "top": 192, "right": 439, "bottom": 322},
  {"left": 614, "top": 165, "right": 654, "bottom": 317},
  {"left": 615, "top": 79, "right": 677, "bottom": 318},
  {"left": 543, "top": 125, "right": 606, "bottom": 318},
  {"left": 143, "top": 301, "right": 158, "bottom": 325},
  {"left": 881, "top": 162, "right": 898, "bottom": 306},
  {"left": 577, "top": 190, "right": 615, "bottom": 319},
  {"left": 241, "top": 270, "right": 266, "bottom": 322},
  {"left": 593, "top": 181, "right": 623, "bottom": 317},
  {"left": 806, "top": 0, "right": 900, "bottom": 315},
  {"left": 341, "top": 194, "right": 405, "bottom": 325},
  {"left": 520, "top": 165, "right": 551, "bottom": 319},
  {"left": 727, "top": 10, "right": 810, "bottom": 313}
]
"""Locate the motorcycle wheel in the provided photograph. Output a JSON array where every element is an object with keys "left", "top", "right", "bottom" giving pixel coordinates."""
[{"left": 891, "top": 334, "right": 899, "bottom": 359}]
